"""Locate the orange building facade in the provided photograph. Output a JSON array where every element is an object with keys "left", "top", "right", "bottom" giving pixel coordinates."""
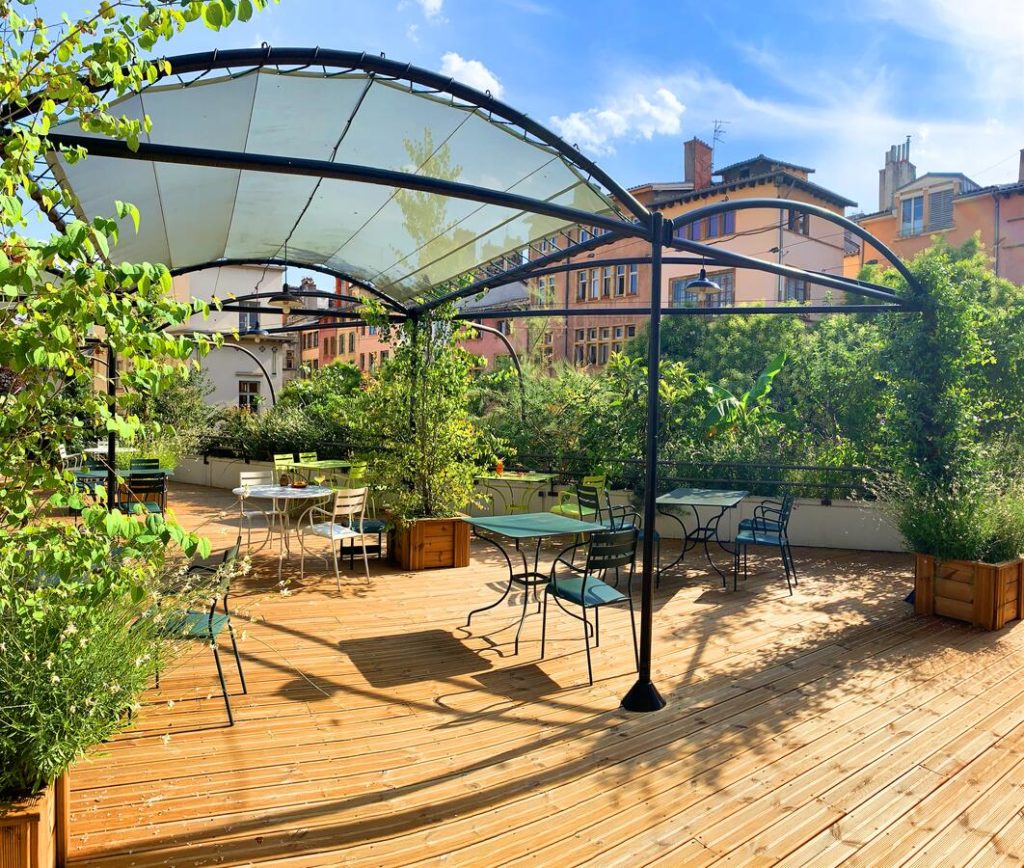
[{"left": 852, "top": 145, "right": 1024, "bottom": 284}]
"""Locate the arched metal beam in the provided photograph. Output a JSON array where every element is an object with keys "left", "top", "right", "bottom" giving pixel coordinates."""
[
  {"left": 467, "top": 322, "right": 527, "bottom": 423},
  {"left": 670, "top": 197, "right": 922, "bottom": 296},
  {"left": 22, "top": 47, "right": 650, "bottom": 224},
  {"left": 169, "top": 258, "right": 408, "bottom": 313}
]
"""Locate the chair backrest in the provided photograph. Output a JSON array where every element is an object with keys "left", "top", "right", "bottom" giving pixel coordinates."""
[
  {"left": 126, "top": 472, "right": 166, "bottom": 496},
  {"left": 298, "top": 451, "right": 318, "bottom": 464},
  {"left": 239, "top": 469, "right": 274, "bottom": 488},
  {"left": 215, "top": 540, "right": 241, "bottom": 597},
  {"left": 576, "top": 484, "right": 605, "bottom": 520},
  {"left": 778, "top": 493, "right": 795, "bottom": 529},
  {"left": 330, "top": 487, "right": 367, "bottom": 526},
  {"left": 585, "top": 525, "right": 639, "bottom": 574},
  {"left": 130, "top": 457, "right": 161, "bottom": 471},
  {"left": 273, "top": 452, "right": 295, "bottom": 470},
  {"left": 582, "top": 473, "right": 607, "bottom": 491},
  {"left": 346, "top": 460, "right": 369, "bottom": 487}
]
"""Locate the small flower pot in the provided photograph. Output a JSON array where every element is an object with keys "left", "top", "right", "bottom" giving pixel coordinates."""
[
  {"left": 914, "top": 554, "right": 1024, "bottom": 630},
  {"left": 388, "top": 516, "right": 470, "bottom": 570},
  {"left": 0, "top": 773, "right": 69, "bottom": 868}
]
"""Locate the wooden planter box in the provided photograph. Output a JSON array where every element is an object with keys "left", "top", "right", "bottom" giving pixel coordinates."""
[
  {"left": 389, "top": 516, "right": 470, "bottom": 571},
  {"left": 0, "top": 774, "right": 69, "bottom": 868},
  {"left": 914, "top": 554, "right": 1024, "bottom": 630}
]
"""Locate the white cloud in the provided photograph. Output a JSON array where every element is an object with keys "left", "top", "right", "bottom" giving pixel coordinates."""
[
  {"left": 416, "top": 0, "right": 443, "bottom": 18},
  {"left": 406, "top": 23, "right": 420, "bottom": 42},
  {"left": 439, "top": 52, "right": 504, "bottom": 98},
  {"left": 549, "top": 87, "right": 685, "bottom": 155}
]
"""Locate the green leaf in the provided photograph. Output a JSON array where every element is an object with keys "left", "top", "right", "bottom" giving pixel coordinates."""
[{"left": 202, "top": 1, "right": 225, "bottom": 29}]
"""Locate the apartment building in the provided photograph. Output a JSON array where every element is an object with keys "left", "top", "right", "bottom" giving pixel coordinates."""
[
  {"left": 552, "top": 138, "right": 855, "bottom": 368},
  {"left": 852, "top": 142, "right": 1024, "bottom": 284},
  {"left": 170, "top": 264, "right": 298, "bottom": 411}
]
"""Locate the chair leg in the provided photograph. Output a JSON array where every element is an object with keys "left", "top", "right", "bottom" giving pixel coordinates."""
[
  {"left": 733, "top": 544, "right": 740, "bottom": 592},
  {"left": 299, "top": 532, "right": 306, "bottom": 580},
  {"left": 594, "top": 605, "right": 600, "bottom": 648},
  {"left": 228, "top": 622, "right": 247, "bottom": 694},
  {"left": 361, "top": 538, "right": 370, "bottom": 580},
  {"left": 331, "top": 540, "right": 340, "bottom": 592},
  {"left": 627, "top": 597, "right": 639, "bottom": 671},
  {"left": 780, "top": 543, "right": 793, "bottom": 594},
  {"left": 787, "top": 542, "right": 798, "bottom": 584},
  {"left": 210, "top": 639, "right": 234, "bottom": 726},
  {"left": 582, "top": 607, "right": 593, "bottom": 686},
  {"left": 541, "top": 590, "right": 548, "bottom": 659}
]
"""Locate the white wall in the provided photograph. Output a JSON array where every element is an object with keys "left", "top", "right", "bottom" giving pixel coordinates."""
[{"left": 170, "top": 265, "right": 298, "bottom": 411}]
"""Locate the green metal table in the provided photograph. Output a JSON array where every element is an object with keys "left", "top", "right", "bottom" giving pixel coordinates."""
[
  {"left": 463, "top": 512, "right": 598, "bottom": 654},
  {"left": 475, "top": 471, "right": 555, "bottom": 514},
  {"left": 656, "top": 487, "right": 748, "bottom": 584},
  {"left": 288, "top": 459, "right": 352, "bottom": 480}
]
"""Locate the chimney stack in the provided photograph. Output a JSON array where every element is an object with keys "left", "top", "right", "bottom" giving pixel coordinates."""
[
  {"left": 684, "top": 137, "right": 713, "bottom": 190},
  {"left": 878, "top": 137, "right": 916, "bottom": 212}
]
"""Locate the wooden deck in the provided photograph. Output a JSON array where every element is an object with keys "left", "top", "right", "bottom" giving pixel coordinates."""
[{"left": 66, "top": 483, "right": 1024, "bottom": 866}]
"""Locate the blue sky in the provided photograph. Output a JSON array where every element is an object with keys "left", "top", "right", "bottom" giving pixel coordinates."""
[{"left": 106, "top": 0, "right": 1021, "bottom": 217}]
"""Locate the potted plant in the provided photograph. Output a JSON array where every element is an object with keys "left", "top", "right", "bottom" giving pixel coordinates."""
[
  {"left": 887, "top": 474, "right": 1024, "bottom": 630},
  {"left": 361, "top": 303, "right": 489, "bottom": 570}
]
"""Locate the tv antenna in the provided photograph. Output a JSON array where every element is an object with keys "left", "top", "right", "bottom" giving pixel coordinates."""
[{"left": 712, "top": 120, "right": 729, "bottom": 167}]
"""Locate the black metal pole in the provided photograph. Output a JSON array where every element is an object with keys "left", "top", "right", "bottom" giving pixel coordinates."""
[
  {"left": 622, "top": 211, "right": 666, "bottom": 713},
  {"left": 469, "top": 322, "right": 527, "bottom": 423},
  {"left": 106, "top": 343, "right": 118, "bottom": 508}
]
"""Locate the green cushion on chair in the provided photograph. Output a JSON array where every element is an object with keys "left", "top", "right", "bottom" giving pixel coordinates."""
[
  {"left": 158, "top": 610, "right": 229, "bottom": 639},
  {"left": 549, "top": 576, "right": 627, "bottom": 607}
]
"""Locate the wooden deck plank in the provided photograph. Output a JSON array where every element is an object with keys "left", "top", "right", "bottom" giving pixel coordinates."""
[{"left": 62, "top": 483, "right": 1024, "bottom": 866}]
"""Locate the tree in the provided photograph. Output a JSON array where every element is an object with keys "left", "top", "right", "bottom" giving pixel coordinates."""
[{"left": 0, "top": 0, "right": 271, "bottom": 799}]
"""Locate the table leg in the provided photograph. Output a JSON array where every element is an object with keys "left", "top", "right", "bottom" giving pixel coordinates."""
[{"left": 466, "top": 533, "right": 516, "bottom": 626}]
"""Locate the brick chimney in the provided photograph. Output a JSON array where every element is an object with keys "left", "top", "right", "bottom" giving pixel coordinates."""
[
  {"left": 684, "top": 137, "right": 713, "bottom": 190},
  {"left": 878, "top": 137, "right": 916, "bottom": 212}
]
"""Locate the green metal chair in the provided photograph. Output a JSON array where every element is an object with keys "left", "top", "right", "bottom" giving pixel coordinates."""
[
  {"left": 273, "top": 452, "right": 296, "bottom": 478},
  {"left": 337, "top": 462, "right": 387, "bottom": 566},
  {"left": 733, "top": 494, "right": 797, "bottom": 594},
  {"left": 130, "top": 457, "right": 161, "bottom": 471},
  {"left": 549, "top": 474, "right": 607, "bottom": 520},
  {"left": 115, "top": 472, "right": 167, "bottom": 515},
  {"left": 542, "top": 525, "right": 639, "bottom": 685},
  {"left": 155, "top": 541, "right": 247, "bottom": 725}
]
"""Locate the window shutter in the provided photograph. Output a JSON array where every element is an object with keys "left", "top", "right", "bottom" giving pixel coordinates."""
[{"left": 928, "top": 189, "right": 954, "bottom": 230}]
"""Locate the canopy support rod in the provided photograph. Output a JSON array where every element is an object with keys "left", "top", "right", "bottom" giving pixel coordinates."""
[
  {"left": 469, "top": 322, "right": 527, "bottom": 423},
  {"left": 622, "top": 210, "right": 666, "bottom": 714},
  {"left": 49, "top": 134, "right": 646, "bottom": 243}
]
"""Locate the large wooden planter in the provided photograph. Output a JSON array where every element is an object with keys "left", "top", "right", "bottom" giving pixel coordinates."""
[
  {"left": 0, "top": 774, "right": 69, "bottom": 868},
  {"left": 389, "top": 516, "right": 470, "bottom": 571},
  {"left": 915, "top": 554, "right": 1024, "bottom": 630}
]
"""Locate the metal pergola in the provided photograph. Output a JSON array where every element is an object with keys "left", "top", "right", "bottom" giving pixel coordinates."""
[{"left": 41, "top": 47, "right": 919, "bottom": 713}]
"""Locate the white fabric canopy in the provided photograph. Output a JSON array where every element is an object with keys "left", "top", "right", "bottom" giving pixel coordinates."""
[{"left": 48, "top": 59, "right": 644, "bottom": 309}]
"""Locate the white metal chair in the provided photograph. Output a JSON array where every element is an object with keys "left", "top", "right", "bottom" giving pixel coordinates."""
[
  {"left": 237, "top": 470, "right": 281, "bottom": 553},
  {"left": 298, "top": 488, "right": 370, "bottom": 588},
  {"left": 58, "top": 444, "right": 83, "bottom": 470}
]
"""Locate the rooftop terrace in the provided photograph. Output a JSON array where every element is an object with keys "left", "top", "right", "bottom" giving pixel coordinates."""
[{"left": 66, "top": 484, "right": 1024, "bottom": 866}]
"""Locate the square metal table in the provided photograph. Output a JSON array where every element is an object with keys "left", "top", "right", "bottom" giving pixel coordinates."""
[
  {"left": 463, "top": 512, "right": 598, "bottom": 653},
  {"left": 288, "top": 458, "right": 352, "bottom": 481},
  {"left": 655, "top": 487, "right": 748, "bottom": 584}
]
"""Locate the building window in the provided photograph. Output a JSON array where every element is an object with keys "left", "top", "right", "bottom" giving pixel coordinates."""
[
  {"left": 600, "top": 327, "right": 610, "bottom": 339},
  {"left": 671, "top": 270, "right": 735, "bottom": 307},
  {"left": 588, "top": 328, "right": 597, "bottom": 340},
  {"left": 348, "top": 332, "right": 356, "bottom": 353},
  {"left": 615, "top": 265, "right": 626, "bottom": 296},
  {"left": 238, "top": 380, "right": 260, "bottom": 411},
  {"left": 598, "top": 344, "right": 609, "bottom": 364},
  {"left": 612, "top": 342, "right": 622, "bottom": 353},
  {"left": 901, "top": 195, "right": 924, "bottom": 235},
  {"left": 381, "top": 350, "right": 389, "bottom": 362},
  {"left": 369, "top": 352, "right": 377, "bottom": 371},
  {"left": 580, "top": 227, "right": 591, "bottom": 243},
  {"left": 614, "top": 326, "right": 623, "bottom": 338},
  {"left": 575, "top": 328, "right": 585, "bottom": 341},
  {"left": 313, "top": 332, "right": 319, "bottom": 348},
  {"left": 498, "top": 319, "right": 511, "bottom": 336},
  {"left": 285, "top": 349, "right": 295, "bottom": 370},
  {"left": 786, "top": 209, "right": 810, "bottom": 236},
  {"left": 544, "top": 331, "right": 553, "bottom": 345},
  {"left": 628, "top": 264, "right": 639, "bottom": 295},
  {"left": 577, "top": 271, "right": 587, "bottom": 300},
  {"left": 780, "top": 278, "right": 808, "bottom": 302},
  {"left": 601, "top": 266, "right": 612, "bottom": 297},
  {"left": 590, "top": 268, "right": 599, "bottom": 299},
  {"left": 626, "top": 325, "right": 636, "bottom": 337},
  {"left": 587, "top": 344, "right": 597, "bottom": 364},
  {"left": 239, "top": 304, "right": 259, "bottom": 332},
  {"left": 359, "top": 353, "right": 365, "bottom": 370},
  {"left": 574, "top": 345, "right": 584, "bottom": 365},
  {"left": 704, "top": 211, "right": 736, "bottom": 239},
  {"left": 928, "top": 188, "right": 954, "bottom": 231}
]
